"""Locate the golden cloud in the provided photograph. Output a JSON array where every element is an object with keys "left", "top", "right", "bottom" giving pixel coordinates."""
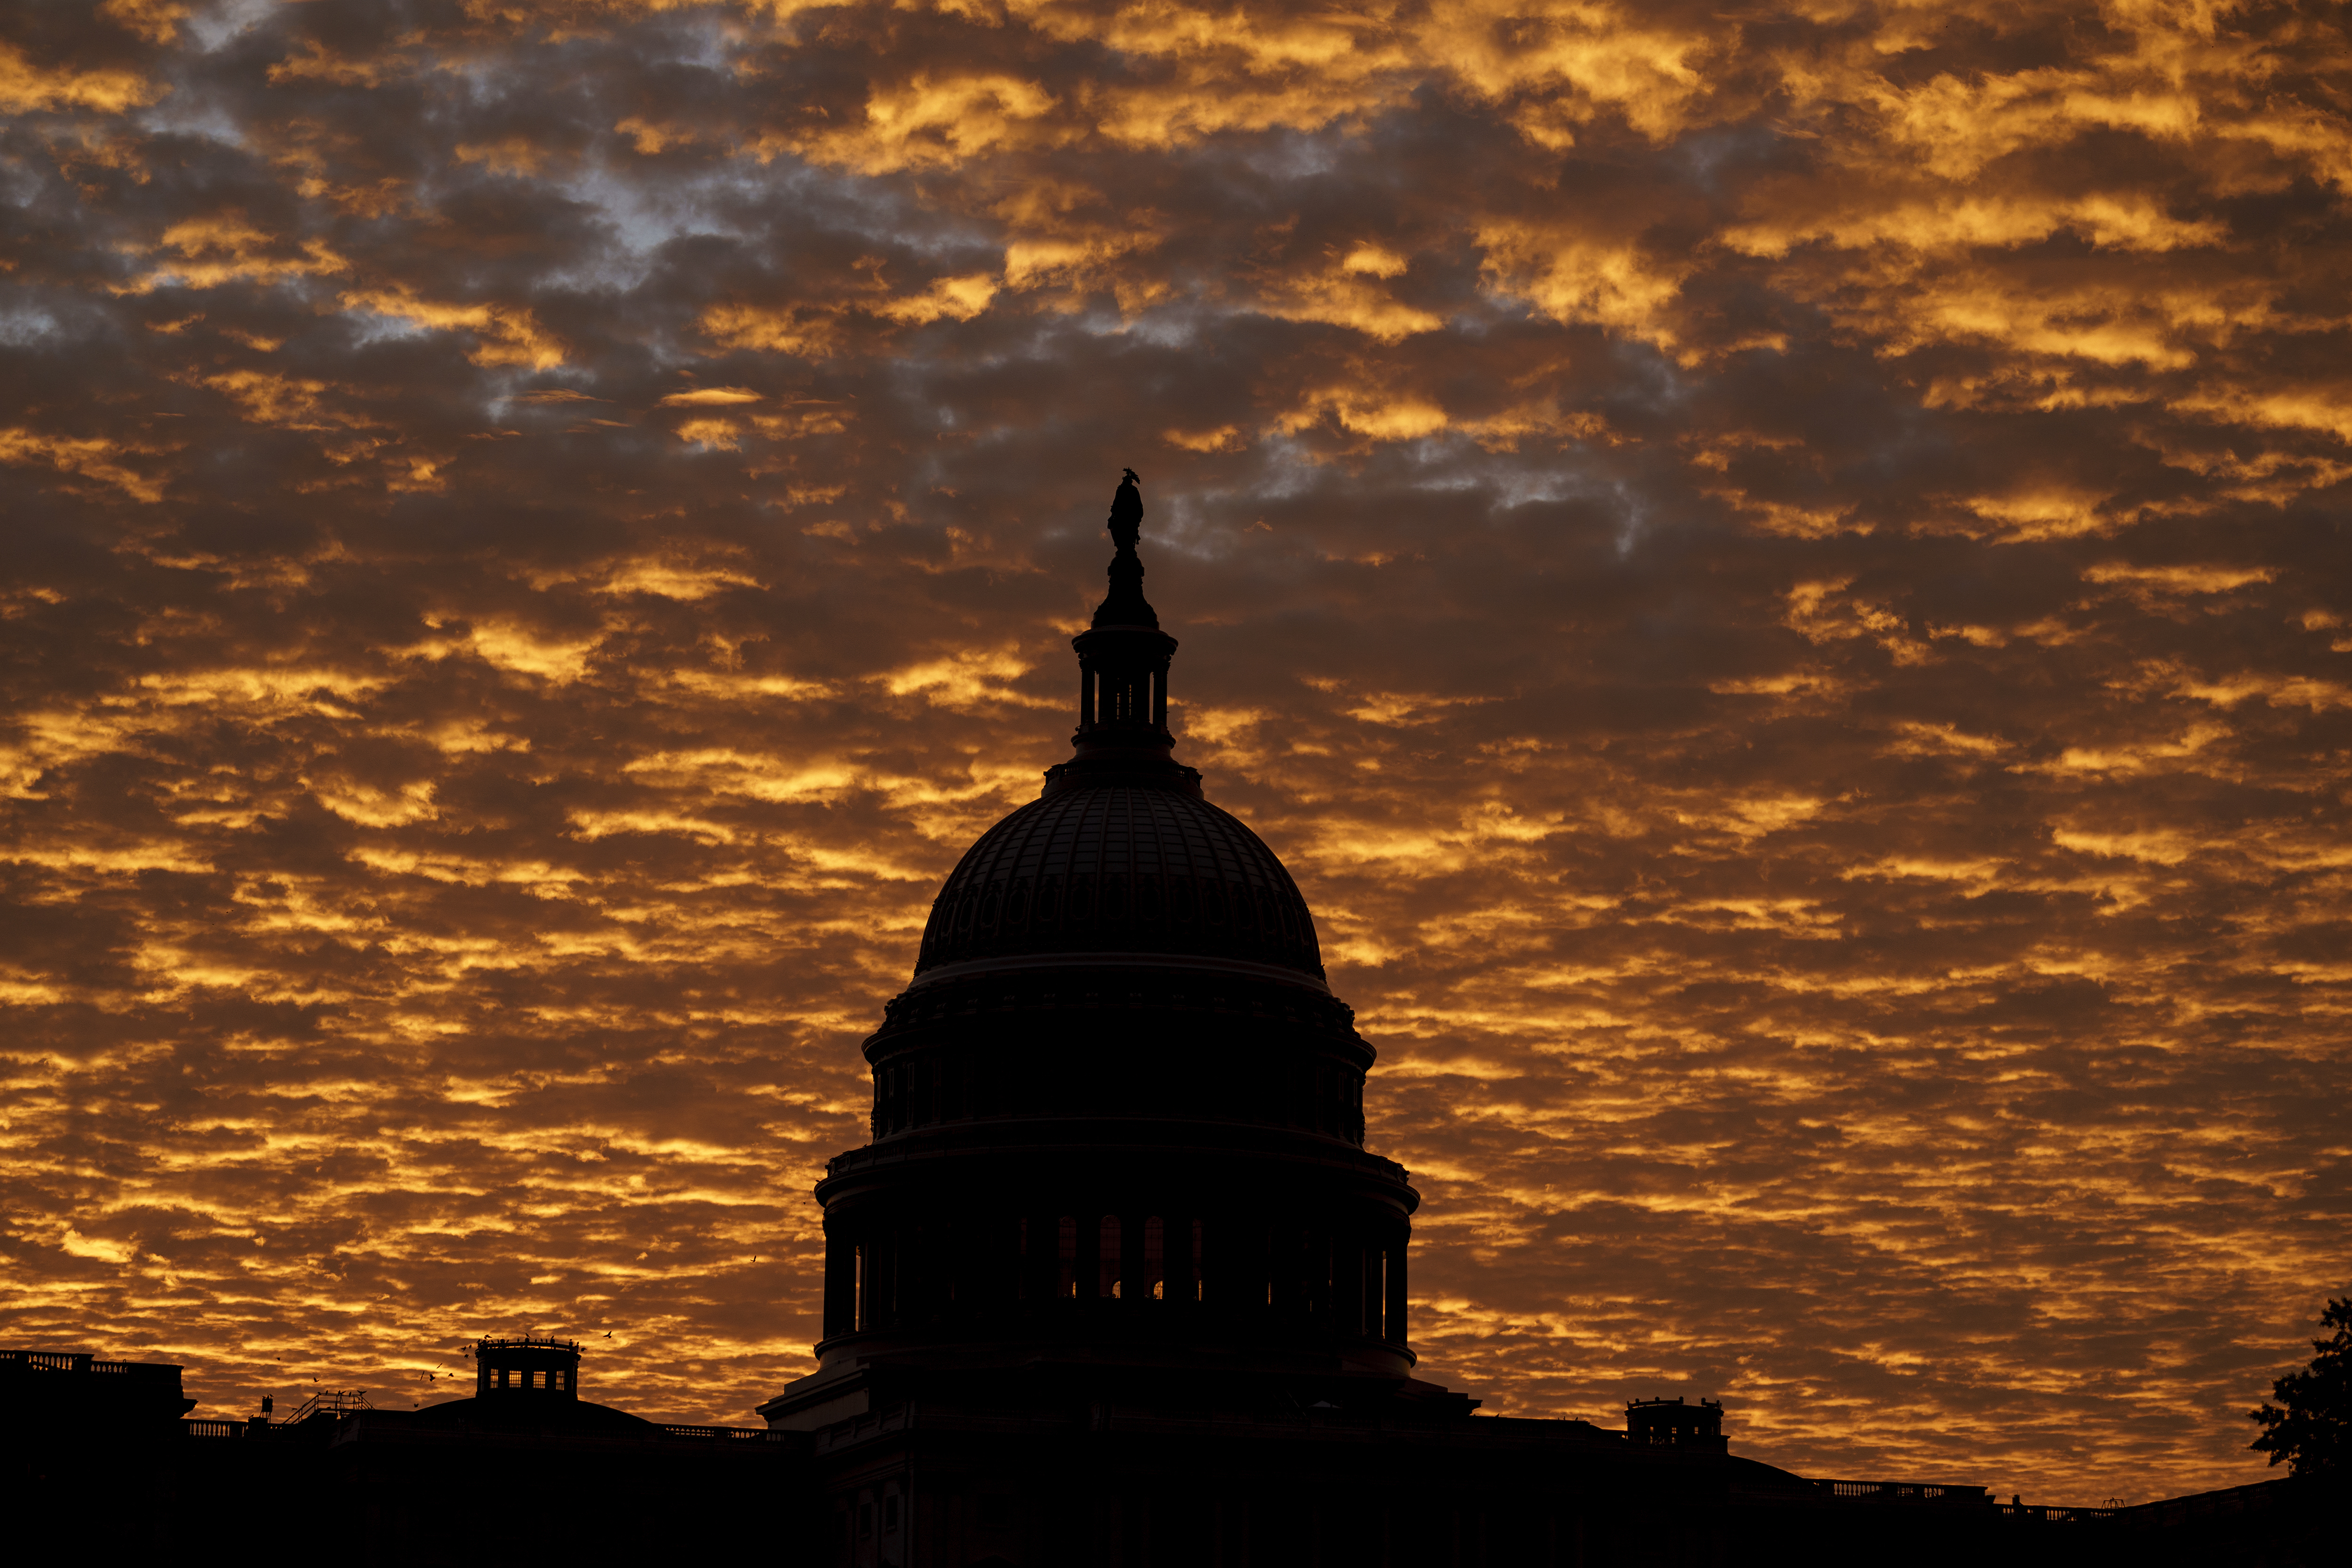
[
  {"left": 100, "top": 0, "right": 191, "bottom": 44},
  {"left": 876, "top": 273, "right": 1000, "bottom": 324},
  {"left": 787, "top": 72, "right": 1063, "bottom": 173},
  {"left": 117, "top": 216, "right": 351, "bottom": 295},
  {"left": 0, "top": 428, "right": 170, "bottom": 502},
  {"left": 659, "top": 387, "right": 765, "bottom": 407},
  {"left": 0, "top": 40, "right": 166, "bottom": 114},
  {"left": 697, "top": 303, "right": 841, "bottom": 357},
  {"left": 1477, "top": 225, "right": 1687, "bottom": 348},
  {"left": 339, "top": 287, "right": 567, "bottom": 369}
]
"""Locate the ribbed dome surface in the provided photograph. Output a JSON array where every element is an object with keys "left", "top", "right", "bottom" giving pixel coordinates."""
[{"left": 914, "top": 785, "right": 1324, "bottom": 979}]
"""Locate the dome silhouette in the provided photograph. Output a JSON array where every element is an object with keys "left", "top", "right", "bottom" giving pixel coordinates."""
[
  {"left": 913, "top": 783, "right": 1325, "bottom": 984},
  {"left": 786, "top": 470, "right": 1399, "bottom": 1408}
]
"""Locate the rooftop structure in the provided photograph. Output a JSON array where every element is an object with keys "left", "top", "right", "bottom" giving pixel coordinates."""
[
  {"left": 0, "top": 1349, "right": 195, "bottom": 1427},
  {"left": 1628, "top": 1396, "right": 1728, "bottom": 1451},
  {"left": 474, "top": 1334, "right": 581, "bottom": 1400}
]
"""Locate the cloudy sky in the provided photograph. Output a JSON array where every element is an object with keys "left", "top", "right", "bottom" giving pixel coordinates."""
[{"left": 6, "top": 0, "right": 2348, "bottom": 1503}]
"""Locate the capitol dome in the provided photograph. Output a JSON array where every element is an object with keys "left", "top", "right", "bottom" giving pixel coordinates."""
[
  {"left": 783, "top": 471, "right": 1419, "bottom": 1401},
  {"left": 913, "top": 783, "right": 1325, "bottom": 985}
]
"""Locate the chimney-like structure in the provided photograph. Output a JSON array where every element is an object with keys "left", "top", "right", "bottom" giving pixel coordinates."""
[
  {"left": 1627, "top": 1396, "right": 1727, "bottom": 1451},
  {"left": 475, "top": 1335, "right": 581, "bottom": 1400}
]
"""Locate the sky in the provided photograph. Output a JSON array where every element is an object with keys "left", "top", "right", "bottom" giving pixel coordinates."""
[{"left": 4, "top": 0, "right": 2348, "bottom": 1505}]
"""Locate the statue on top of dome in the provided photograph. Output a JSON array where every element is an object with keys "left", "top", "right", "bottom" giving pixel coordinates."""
[{"left": 1108, "top": 467, "right": 1142, "bottom": 554}]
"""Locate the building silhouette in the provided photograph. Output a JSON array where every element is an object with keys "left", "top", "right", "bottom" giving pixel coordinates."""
[
  {"left": 2, "top": 1339, "right": 809, "bottom": 1562},
  {"left": 1, "top": 476, "right": 2328, "bottom": 1563},
  {"left": 764, "top": 467, "right": 1427, "bottom": 1440},
  {"left": 733, "top": 474, "right": 2323, "bottom": 1565}
]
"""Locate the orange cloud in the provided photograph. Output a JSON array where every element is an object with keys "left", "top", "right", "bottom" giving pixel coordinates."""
[
  {"left": 0, "top": 428, "right": 170, "bottom": 502},
  {"left": 0, "top": 40, "right": 165, "bottom": 113},
  {"left": 339, "top": 287, "right": 566, "bottom": 369}
]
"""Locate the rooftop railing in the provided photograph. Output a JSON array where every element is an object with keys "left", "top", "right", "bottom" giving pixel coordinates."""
[
  {"left": 183, "top": 1415, "right": 794, "bottom": 1444},
  {"left": 1808, "top": 1480, "right": 1991, "bottom": 1504},
  {"left": 1, "top": 1350, "right": 181, "bottom": 1378},
  {"left": 286, "top": 1389, "right": 371, "bottom": 1424},
  {"left": 1993, "top": 1502, "right": 2119, "bottom": 1523},
  {"left": 658, "top": 1424, "right": 796, "bottom": 1442},
  {"left": 1798, "top": 1479, "right": 2119, "bottom": 1521}
]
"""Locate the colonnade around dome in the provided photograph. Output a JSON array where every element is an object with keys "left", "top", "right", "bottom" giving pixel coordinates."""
[{"left": 817, "top": 1204, "right": 1411, "bottom": 1358}]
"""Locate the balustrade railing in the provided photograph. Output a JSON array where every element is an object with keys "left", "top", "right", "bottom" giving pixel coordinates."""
[
  {"left": 1993, "top": 1502, "right": 2119, "bottom": 1523},
  {"left": 1808, "top": 1479, "right": 1990, "bottom": 1504},
  {"left": 1795, "top": 1479, "right": 2118, "bottom": 1521},
  {"left": 183, "top": 1414, "right": 789, "bottom": 1443},
  {"left": 1, "top": 1350, "right": 180, "bottom": 1378},
  {"left": 658, "top": 1424, "right": 793, "bottom": 1442}
]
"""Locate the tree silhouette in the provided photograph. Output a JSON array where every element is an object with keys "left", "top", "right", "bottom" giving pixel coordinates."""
[{"left": 2247, "top": 1296, "right": 2350, "bottom": 1481}]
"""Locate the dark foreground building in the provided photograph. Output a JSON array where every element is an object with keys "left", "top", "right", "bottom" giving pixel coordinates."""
[
  {"left": 2, "top": 1341, "right": 810, "bottom": 1562},
  {"left": 4, "top": 478, "right": 2334, "bottom": 1564}
]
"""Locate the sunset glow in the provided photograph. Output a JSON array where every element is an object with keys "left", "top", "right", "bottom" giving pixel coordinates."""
[{"left": 5, "top": 0, "right": 2348, "bottom": 1503}]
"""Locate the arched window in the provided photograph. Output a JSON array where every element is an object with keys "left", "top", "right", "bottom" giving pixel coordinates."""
[
  {"left": 1144, "top": 1216, "right": 1165, "bottom": 1300},
  {"left": 1099, "top": 1215, "right": 1122, "bottom": 1298}
]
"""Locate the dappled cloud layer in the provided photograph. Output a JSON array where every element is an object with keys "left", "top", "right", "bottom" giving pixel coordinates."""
[{"left": 5, "top": 0, "right": 2349, "bottom": 1503}]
